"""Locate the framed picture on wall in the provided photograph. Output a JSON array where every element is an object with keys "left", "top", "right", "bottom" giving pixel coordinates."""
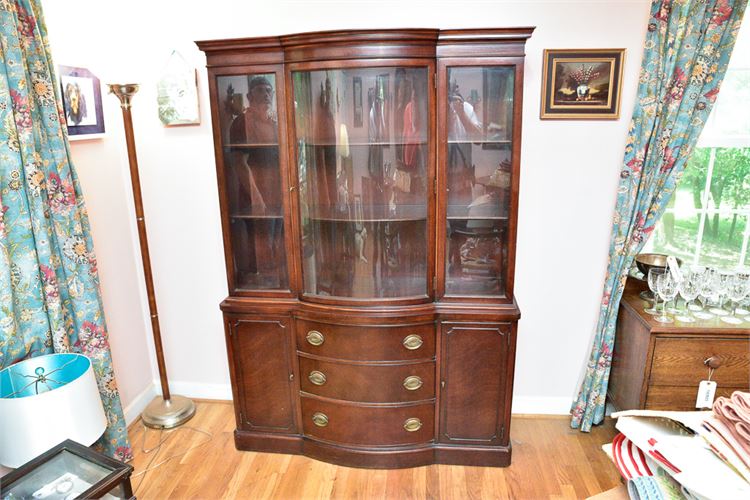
[
  {"left": 540, "top": 49, "right": 625, "bottom": 119},
  {"left": 58, "top": 65, "right": 105, "bottom": 137}
]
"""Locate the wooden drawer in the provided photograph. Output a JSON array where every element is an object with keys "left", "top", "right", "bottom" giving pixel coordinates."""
[
  {"left": 650, "top": 337, "right": 750, "bottom": 387},
  {"left": 645, "top": 386, "right": 744, "bottom": 411},
  {"left": 295, "top": 319, "right": 435, "bottom": 361},
  {"left": 300, "top": 395, "right": 434, "bottom": 447},
  {"left": 299, "top": 356, "right": 435, "bottom": 403}
]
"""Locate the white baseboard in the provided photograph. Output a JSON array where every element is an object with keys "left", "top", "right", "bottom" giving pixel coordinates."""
[
  {"left": 511, "top": 396, "right": 573, "bottom": 415},
  {"left": 123, "top": 384, "right": 158, "bottom": 425},
  {"left": 167, "top": 381, "right": 233, "bottom": 401}
]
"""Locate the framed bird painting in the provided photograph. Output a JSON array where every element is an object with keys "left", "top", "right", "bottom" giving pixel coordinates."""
[{"left": 540, "top": 49, "right": 625, "bottom": 119}]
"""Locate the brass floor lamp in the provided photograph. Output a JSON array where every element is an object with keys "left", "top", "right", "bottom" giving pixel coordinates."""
[{"left": 109, "top": 84, "right": 195, "bottom": 428}]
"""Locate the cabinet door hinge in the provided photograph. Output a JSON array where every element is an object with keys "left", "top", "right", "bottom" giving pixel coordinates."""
[
  {"left": 500, "top": 425, "right": 505, "bottom": 440},
  {"left": 434, "top": 73, "right": 437, "bottom": 88},
  {"left": 433, "top": 276, "right": 437, "bottom": 292}
]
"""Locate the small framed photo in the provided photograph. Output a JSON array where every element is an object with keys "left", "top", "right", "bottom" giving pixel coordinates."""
[
  {"left": 58, "top": 66, "right": 105, "bottom": 136},
  {"left": 540, "top": 49, "right": 625, "bottom": 120}
]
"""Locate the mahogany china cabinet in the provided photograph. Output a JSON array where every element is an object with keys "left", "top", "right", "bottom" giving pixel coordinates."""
[{"left": 197, "top": 27, "right": 533, "bottom": 468}]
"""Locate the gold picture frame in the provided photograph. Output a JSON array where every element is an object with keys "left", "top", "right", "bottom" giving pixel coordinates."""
[{"left": 540, "top": 49, "right": 625, "bottom": 120}]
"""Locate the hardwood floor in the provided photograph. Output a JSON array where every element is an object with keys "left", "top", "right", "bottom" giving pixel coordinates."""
[{"left": 127, "top": 401, "right": 620, "bottom": 499}]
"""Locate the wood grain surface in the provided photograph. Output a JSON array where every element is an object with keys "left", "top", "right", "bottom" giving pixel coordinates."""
[{"left": 128, "top": 401, "right": 620, "bottom": 499}]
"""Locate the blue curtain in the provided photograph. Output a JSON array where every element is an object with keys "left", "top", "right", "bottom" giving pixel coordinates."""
[
  {"left": 571, "top": 0, "right": 747, "bottom": 431},
  {"left": 0, "top": 1, "right": 132, "bottom": 460}
]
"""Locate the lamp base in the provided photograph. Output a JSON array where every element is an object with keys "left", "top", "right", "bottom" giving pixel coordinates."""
[{"left": 141, "top": 395, "right": 196, "bottom": 429}]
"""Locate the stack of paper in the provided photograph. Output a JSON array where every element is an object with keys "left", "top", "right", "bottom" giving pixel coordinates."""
[{"left": 609, "top": 409, "right": 750, "bottom": 499}]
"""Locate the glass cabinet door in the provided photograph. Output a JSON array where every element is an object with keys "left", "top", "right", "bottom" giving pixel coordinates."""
[
  {"left": 216, "top": 73, "right": 288, "bottom": 291},
  {"left": 292, "top": 66, "right": 430, "bottom": 299},
  {"left": 444, "top": 66, "right": 514, "bottom": 297}
]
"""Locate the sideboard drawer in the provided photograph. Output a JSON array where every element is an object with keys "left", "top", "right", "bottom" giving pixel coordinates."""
[
  {"left": 650, "top": 338, "right": 750, "bottom": 387},
  {"left": 299, "top": 356, "right": 435, "bottom": 403},
  {"left": 295, "top": 319, "right": 435, "bottom": 361},
  {"left": 301, "top": 395, "right": 434, "bottom": 447},
  {"left": 645, "top": 386, "right": 743, "bottom": 410}
]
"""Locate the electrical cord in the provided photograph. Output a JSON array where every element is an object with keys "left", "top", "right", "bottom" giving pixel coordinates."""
[{"left": 132, "top": 422, "right": 213, "bottom": 495}]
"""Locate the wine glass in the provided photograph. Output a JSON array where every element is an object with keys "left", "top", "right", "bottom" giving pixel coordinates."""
[
  {"left": 644, "top": 268, "right": 666, "bottom": 315},
  {"left": 655, "top": 272, "right": 678, "bottom": 324},
  {"left": 735, "top": 268, "right": 750, "bottom": 316},
  {"left": 721, "top": 274, "right": 750, "bottom": 325},
  {"left": 687, "top": 266, "right": 707, "bottom": 311},
  {"left": 709, "top": 269, "right": 734, "bottom": 316},
  {"left": 694, "top": 267, "right": 716, "bottom": 320},
  {"left": 675, "top": 269, "right": 700, "bottom": 323}
]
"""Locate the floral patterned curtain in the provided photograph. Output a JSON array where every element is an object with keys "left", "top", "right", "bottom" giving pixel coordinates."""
[
  {"left": 0, "top": 1, "right": 132, "bottom": 460},
  {"left": 571, "top": 0, "right": 747, "bottom": 432}
]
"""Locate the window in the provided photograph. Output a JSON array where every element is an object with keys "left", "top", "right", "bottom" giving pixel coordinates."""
[{"left": 645, "top": 35, "right": 750, "bottom": 268}]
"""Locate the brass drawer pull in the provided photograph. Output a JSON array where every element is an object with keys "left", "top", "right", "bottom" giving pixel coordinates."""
[
  {"left": 404, "top": 418, "right": 422, "bottom": 432},
  {"left": 308, "top": 370, "right": 327, "bottom": 386},
  {"left": 402, "top": 334, "right": 423, "bottom": 350},
  {"left": 306, "top": 330, "right": 325, "bottom": 346},
  {"left": 312, "top": 412, "right": 328, "bottom": 427},
  {"left": 403, "top": 376, "right": 423, "bottom": 391}
]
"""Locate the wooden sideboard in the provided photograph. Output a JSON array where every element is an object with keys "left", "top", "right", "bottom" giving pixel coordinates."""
[{"left": 608, "top": 278, "right": 750, "bottom": 411}]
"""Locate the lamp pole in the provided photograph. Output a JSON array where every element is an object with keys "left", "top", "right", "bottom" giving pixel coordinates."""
[{"left": 108, "top": 84, "right": 195, "bottom": 428}]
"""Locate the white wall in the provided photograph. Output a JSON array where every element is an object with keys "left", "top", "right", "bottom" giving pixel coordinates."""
[{"left": 40, "top": 0, "right": 652, "bottom": 417}]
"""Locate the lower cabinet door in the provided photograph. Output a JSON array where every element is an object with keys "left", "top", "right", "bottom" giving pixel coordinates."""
[
  {"left": 228, "top": 316, "right": 296, "bottom": 433},
  {"left": 439, "top": 322, "right": 511, "bottom": 445}
]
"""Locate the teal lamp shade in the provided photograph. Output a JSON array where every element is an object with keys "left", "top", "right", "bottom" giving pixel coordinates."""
[{"left": 0, "top": 353, "right": 107, "bottom": 468}]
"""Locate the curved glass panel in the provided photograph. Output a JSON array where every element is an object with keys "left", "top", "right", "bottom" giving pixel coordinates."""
[
  {"left": 293, "top": 67, "right": 429, "bottom": 299},
  {"left": 216, "top": 73, "right": 288, "bottom": 291},
  {"left": 445, "top": 66, "right": 514, "bottom": 296}
]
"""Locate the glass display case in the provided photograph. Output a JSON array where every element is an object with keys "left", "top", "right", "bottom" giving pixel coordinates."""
[
  {"left": 199, "top": 27, "right": 533, "bottom": 469},
  {"left": 0, "top": 440, "right": 133, "bottom": 500}
]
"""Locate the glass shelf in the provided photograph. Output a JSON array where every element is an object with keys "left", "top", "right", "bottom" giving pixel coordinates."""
[
  {"left": 307, "top": 204, "right": 427, "bottom": 223},
  {"left": 224, "top": 142, "right": 280, "bottom": 148},
  {"left": 301, "top": 140, "right": 428, "bottom": 147}
]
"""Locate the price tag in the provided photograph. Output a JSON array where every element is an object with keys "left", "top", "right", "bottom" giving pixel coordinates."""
[
  {"left": 695, "top": 380, "right": 717, "bottom": 409},
  {"left": 667, "top": 255, "right": 683, "bottom": 282}
]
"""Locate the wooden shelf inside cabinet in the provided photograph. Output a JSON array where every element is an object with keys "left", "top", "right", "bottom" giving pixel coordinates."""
[{"left": 199, "top": 26, "right": 533, "bottom": 469}]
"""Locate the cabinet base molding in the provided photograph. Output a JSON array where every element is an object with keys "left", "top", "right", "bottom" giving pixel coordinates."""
[{"left": 233, "top": 431, "right": 512, "bottom": 468}]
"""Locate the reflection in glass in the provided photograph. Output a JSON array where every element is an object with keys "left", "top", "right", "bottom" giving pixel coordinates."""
[
  {"left": 217, "top": 73, "right": 288, "bottom": 290},
  {"left": 293, "top": 67, "right": 429, "bottom": 299},
  {"left": 446, "top": 219, "right": 507, "bottom": 296},
  {"left": 445, "top": 66, "right": 514, "bottom": 296}
]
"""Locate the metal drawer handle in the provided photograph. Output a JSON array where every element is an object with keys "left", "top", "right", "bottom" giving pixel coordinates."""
[
  {"left": 403, "top": 376, "right": 423, "bottom": 391},
  {"left": 312, "top": 412, "right": 328, "bottom": 427},
  {"left": 404, "top": 418, "right": 422, "bottom": 432},
  {"left": 306, "top": 330, "right": 325, "bottom": 346},
  {"left": 402, "top": 334, "right": 423, "bottom": 350},
  {"left": 308, "top": 370, "right": 327, "bottom": 386}
]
